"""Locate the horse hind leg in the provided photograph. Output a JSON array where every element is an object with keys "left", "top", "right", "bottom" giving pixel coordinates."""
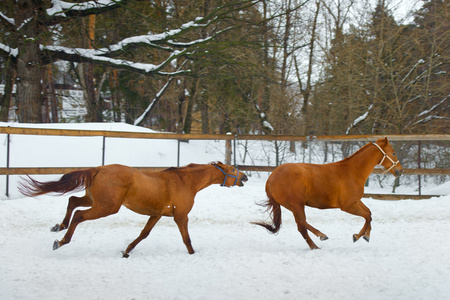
[
  {"left": 51, "top": 195, "right": 93, "bottom": 232},
  {"left": 293, "top": 208, "right": 322, "bottom": 250},
  {"left": 122, "top": 215, "right": 162, "bottom": 258},
  {"left": 53, "top": 204, "right": 120, "bottom": 250},
  {"left": 341, "top": 200, "right": 372, "bottom": 243},
  {"left": 305, "top": 223, "right": 329, "bottom": 241}
]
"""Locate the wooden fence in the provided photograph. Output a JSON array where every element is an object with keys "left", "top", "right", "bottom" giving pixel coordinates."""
[{"left": 0, "top": 126, "right": 449, "bottom": 199}]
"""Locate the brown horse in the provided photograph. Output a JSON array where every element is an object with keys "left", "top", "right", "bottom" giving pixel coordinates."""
[
  {"left": 253, "top": 137, "right": 403, "bottom": 250},
  {"left": 18, "top": 162, "right": 248, "bottom": 257}
]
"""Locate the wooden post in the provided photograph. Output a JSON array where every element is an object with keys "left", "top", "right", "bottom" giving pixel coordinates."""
[{"left": 225, "top": 140, "right": 232, "bottom": 165}]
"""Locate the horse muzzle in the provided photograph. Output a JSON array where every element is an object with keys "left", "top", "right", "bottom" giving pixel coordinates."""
[
  {"left": 394, "top": 169, "right": 404, "bottom": 177},
  {"left": 238, "top": 174, "right": 249, "bottom": 186}
]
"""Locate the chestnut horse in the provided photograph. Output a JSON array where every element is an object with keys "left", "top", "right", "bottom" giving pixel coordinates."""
[
  {"left": 19, "top": 162, "right": 248, "bottom": 257},
  {"left": 253, "top": 138, "right": 403, "bottom": 250}
]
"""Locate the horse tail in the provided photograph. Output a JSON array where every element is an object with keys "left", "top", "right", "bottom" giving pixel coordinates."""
[
  {"left": 252, "top": 195, "right": 282, "bottom": 234},
  {"left": 18, "top": 168, "right": 100, "bottom": 197}
]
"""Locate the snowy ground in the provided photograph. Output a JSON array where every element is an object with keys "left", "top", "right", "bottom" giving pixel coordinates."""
[{"left": 1, "top": 123, "right": 449, "bottom": 300}]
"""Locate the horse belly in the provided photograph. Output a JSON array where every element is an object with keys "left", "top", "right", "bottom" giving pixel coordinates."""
[
  {"left": 123, "top": 189, "right": 174, "bottom": 217},
  {"left": 305, "top": 195, "right": 339, "bottom": 209}
]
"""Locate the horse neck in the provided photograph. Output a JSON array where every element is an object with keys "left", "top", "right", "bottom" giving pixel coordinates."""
[
  {"left": 179, "top": 165, "right": 223, "bottom": 193},
  {"left": 341, "top": 144, "right": 383, "bottom": 184}
]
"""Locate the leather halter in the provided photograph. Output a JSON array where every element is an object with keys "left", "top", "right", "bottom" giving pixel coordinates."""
[
  {"left": 372, "top": 142, "right": 399, "bottom": 174},
  {"left": 213, "top": 164, "right": 240, "bottom": 187}
]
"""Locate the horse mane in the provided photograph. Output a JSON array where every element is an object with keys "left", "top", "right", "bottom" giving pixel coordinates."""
[
  {"left": 163, "top": 162, "right": 223, "bottom": 173},
  {"left": 339, "top": 140, "right": 384, "bottom": 163}
]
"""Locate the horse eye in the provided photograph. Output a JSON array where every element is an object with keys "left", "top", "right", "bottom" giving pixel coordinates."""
[{"left": 393, "top": 153, "right": 396, "bottom": 156}]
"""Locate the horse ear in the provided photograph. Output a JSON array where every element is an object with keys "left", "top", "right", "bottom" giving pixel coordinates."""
[{"left": 384, "top": 137, "right": 389, "bottom": 143}]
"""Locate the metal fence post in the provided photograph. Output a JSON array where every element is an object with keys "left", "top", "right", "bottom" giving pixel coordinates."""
[
  {"left": 102, "top": 136, "right": 106, "bottom": 166},
  {"left": 234, "top": 135, "right": 237, "bottom": 167},
  {"left": 6, "top": 133, "right": 10, "bottom": 197},
  {"left": 177, "top": 140, "right": 181, "bottom": 167},
  {"left": 418, "top": 141, "right": 421, "bottom": 196}
]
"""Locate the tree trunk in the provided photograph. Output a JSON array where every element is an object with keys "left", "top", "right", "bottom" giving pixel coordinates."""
[
  {"left": 0, "top": 59, "right": 16, "bottom": 122},
  {"left": 200, "top": 90, "right": 210, "bottom": 133},
  {"left": 15, "top": 0, "right": 44, "bottom": 123},
  {"left": 183, "top": 77, "right": 199, "bottom": 134}
]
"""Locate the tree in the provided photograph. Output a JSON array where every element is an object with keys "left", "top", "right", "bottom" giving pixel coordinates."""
[
  {"left": 310, "top": 0, "right": 449, "bottom": 135},
  {"left": 0, "top": 0, "right": 259, "bottom": 123}
]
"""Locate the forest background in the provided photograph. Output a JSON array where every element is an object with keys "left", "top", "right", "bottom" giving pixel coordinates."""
[{"left": 0, "top": 0, "right": 448, "bottom": 136}]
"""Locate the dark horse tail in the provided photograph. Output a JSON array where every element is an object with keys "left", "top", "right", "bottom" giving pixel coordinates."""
[
  {"left": 251, "top": 195, "right": 282, "bottom": 234},
  {"left": 18, "top": 168, "right": 100, "bottom": 197}
]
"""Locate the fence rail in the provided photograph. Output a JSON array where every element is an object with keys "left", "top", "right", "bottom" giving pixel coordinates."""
[
  {"left": 1, "top": 167, "right": 448, "bottom": 176},
  {"left": 1, "top": 126, "right": 449, "bottom": 141},
  {"left": 1, "top": 126, "right": 449, "bottom": 199}
]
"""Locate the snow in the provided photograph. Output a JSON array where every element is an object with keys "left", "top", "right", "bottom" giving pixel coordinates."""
[{"left": 1, "top": 122, "right": 450, "bottom": 300}]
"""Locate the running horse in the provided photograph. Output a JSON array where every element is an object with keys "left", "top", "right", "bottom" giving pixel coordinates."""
[
  {"left": 18, "top": 162, "right": 248, "bottom": 257},
  {"left": 253, "top": 138, "right": 403, "bottom": 250}
]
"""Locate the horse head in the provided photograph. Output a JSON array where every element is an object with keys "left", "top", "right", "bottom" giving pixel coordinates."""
[
  {"left": 373, "top": 137, "right": 404, "bottom": 177},
  {"left": 212, "top": 162, "right": 248, "bottom": 187}
]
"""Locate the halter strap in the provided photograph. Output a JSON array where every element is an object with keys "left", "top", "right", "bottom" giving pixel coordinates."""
[
  {"left": 213, "top": 164, "right": 240, "bottom": 187},
  {"left": 372, "top": 142, "right": 399, "bottom": 174}
]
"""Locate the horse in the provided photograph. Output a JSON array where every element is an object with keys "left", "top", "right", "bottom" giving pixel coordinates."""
[
  {"left": 252, "top": 137, "right": 403, "bottom": 250},
  {"left": 18, "top": 162, "right": 248, "bottom": 257}
]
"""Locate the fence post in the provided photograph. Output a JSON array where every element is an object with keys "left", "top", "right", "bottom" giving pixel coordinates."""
[
  {"left": 177, "top": 140, "right": 181, "bottom": 167},
  {"left": 234, "top": 135, "right": 237, "bottom": 167},
  {"left": 418, "top": 141, "right": 421, "bottom": 196},
  {"left": 6, "top": 133, "right": 10, "bottom": 197},
  {"left": 225, "top": 139, "right": 232, "bottom": 165},
  {"left": 102, "top": 136, "right": 106, "bottom": 166}
]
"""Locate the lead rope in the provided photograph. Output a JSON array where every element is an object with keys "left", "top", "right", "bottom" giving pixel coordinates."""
[{"left": 372, "top": 142, "right": 399, "bottom": 175}]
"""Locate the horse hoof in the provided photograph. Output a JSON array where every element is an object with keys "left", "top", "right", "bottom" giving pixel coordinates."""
[
  {"left": 320, "top": 235, "right": 329, "bottom": 241},
  {"left": 50, "top": 224, "right": 60, "bottom": 232},
  {"left": 353, "top": 234, "right": 359, "bottom": 243},
  {"left": 363, "top": 236, "right": 370, "bottom": 242},
  {"left": 53, "top": 240, "right": 61, "bottom": 250},
  {"left": 122, "top": 251, "right": 130, "bottom": 258}
]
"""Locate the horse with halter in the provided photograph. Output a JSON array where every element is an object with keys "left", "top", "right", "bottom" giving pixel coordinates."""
[
  {"left": 19, "top": 162, "right": 248, "bottom": 257},
  {"left": 253, "top": 137, "right": 403, "bottom": 250}
]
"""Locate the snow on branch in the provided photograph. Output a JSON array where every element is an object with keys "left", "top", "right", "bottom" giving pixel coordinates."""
[
  {"left": 46, "top": 0, "right": 126, "bottom": 17},
  {"left": 102, "top": 19, "right": 214, "bottom": 54},
  {"left": 134, "top": 58, "right": 190, "bottom": 125},
  {"left": 134, "top": 79, "right": 173, "bottom": 126},
  {"left": 417, "top": 97, "right": 448, "bottom": 118},
  {"left": 0, "top": 43, "right": 18, "bottom": 57},
  {"left": 346, "top": 104, "right": 373, "bottom": 135},
  {"left": 42, "top": 45, "right": 191, "bottom": 76},
  {"left": 0, "top": 11, "right": 15, "bottom": 26}
]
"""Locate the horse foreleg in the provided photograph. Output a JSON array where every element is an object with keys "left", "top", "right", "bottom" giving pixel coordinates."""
[
  {"left": 54, "top": 205, "right": 119, "bottom": 250},
  {"left": 51, "top": 195, "right": 93, "bottom": 232},
  {"left": 341, "top": 200, "right": 372, "bottom": 243},
  {"left": 122, "top": 215, "right": 162, "bottom": 258},
  {"left": 174, "top": 215, "right": 194, "bottom": 254}
]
